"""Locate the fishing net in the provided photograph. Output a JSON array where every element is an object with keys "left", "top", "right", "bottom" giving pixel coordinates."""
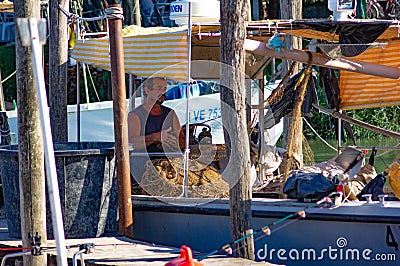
[
  {"left": 138, "top": 157, "right": 230, "bottom": 198},
  {"left": 280, "top": 53, "right": 314, "bottom": 197},
  {"left": 302, "top": 134, "right": 315, "bottom": 167},
  {"left": 264, "top": 65, "right": 318, "bottom": 130}
]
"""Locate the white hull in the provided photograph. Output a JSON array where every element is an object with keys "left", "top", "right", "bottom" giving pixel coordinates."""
[{"left": 6, "top": 93, "right": 283, "bottom": 145}]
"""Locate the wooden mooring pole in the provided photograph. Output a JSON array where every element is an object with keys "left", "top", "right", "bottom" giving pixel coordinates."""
[
  {"left": 220, "top": 0, "right": 255, "bottom": 260},
  {"left": 14, "top": 1, "right": 47, "bottom": 265},
  {"left": 107, "top": 3, "right": 134, "bottom": 238}
]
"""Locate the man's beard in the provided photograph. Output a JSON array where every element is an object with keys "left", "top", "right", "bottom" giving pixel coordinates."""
[{"left": 156, "top": 94, "right": 166, "bottom": 105}]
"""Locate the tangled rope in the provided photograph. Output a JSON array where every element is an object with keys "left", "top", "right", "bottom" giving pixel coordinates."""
[
  {"left": 104, "top": 7, "right": 124, "bottom": 20},
  {"left": 58, "top": 4, "right": 124, "bottom": 23}
]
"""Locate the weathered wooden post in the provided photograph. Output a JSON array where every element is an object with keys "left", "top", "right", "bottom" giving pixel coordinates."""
[
  {"left": 106, "top": 3, "right": 134, "bottom": 238},
  {"left": 14, "top": 1, "right": 47, "bottom": 265},
  {"left": 220, "top": 0, "right": 255, "bottom": 259},
  {"left": 280, "top": 0, "right": 304, "bottom": 188},
  {"left": 16, "top": 17, "right": 69, "bottom": 265},
  {"left": 49, "top": 0, "right": 68, "bottom": 142}
]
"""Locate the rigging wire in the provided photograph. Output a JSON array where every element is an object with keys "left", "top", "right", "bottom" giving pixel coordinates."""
[
  {"left": 1, "top": 70, "right": 16, "bottom": 84},
  {"left": 303, "top": 117, "right": 338, "bottom": 152}
]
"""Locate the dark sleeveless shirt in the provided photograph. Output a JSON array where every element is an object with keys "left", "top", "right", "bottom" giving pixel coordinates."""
[{"left": 131, "top": 105, "right": 174, "bottom": 153}]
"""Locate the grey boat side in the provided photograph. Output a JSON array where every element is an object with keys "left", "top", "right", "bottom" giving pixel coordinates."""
[{"left": 132, "top": 195, "right": 400, "bottom": 266}]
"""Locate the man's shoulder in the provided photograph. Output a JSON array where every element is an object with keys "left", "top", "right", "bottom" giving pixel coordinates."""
[
  {"left": 130, "top": 105, "right": 148, "bottom": 119},
  {"left": 131, "top": 105, "right": 145, "bottom": 114}
]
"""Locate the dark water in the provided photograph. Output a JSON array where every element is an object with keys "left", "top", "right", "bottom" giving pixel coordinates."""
[{"left": 307, "top": 137, "right": 400, "bottom": 174}]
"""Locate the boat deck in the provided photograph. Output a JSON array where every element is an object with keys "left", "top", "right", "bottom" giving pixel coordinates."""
[{"left": 0, "top": 213, "right": 279, "bottom": 265}]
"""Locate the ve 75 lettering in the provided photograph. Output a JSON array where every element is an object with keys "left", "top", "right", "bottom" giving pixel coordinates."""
[
  {"left": 190, "top": 107, "right": 221, "bottom": 122},
  {"left": 208, "top": 107, "right": 221, "bottom": 119}
]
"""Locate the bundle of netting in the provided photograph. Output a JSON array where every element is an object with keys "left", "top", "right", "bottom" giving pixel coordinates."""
[{"left": 139, "top": 157, "right": 230, "bottom": 198}]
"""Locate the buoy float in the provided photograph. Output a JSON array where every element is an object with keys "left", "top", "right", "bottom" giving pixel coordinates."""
[{"left": 165, "top": 245, "right": 204, "bottom": 266}]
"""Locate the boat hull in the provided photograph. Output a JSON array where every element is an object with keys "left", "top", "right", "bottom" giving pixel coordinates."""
[{"left": 132, "top": 196, "right": 400, "bottom": 266}]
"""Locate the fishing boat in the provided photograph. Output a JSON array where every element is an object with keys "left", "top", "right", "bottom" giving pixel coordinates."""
[
  {"left": 48, "top": 1, "right": 400, "bottom": 265},
  {"left": 5, "top": 80, "right": 282, "bottom": 144}
]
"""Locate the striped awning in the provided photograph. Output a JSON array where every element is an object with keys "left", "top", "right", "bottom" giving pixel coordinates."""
[
  {"left": 339, "top": 39, "right": 400, "bottom": 110},
  {"left": 72, "top": 25, "right": 189, "bottom": 81}
]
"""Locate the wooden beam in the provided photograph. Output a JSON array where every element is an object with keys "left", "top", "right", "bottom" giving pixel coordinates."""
[
  {"left": 244, "top": 39, "right": 400, "bottom": 79},
  {"left": 313, "top": 104, "right": 400, "bottom": 140}
]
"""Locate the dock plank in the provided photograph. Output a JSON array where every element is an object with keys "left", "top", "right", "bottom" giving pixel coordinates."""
[{"left": 0, "top": 217, "right": 281, "bottom": 265}]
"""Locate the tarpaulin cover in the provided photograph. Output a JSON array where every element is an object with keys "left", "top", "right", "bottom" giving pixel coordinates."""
[
  {"left": 339, "top": 39, "right": 400, "bottom": 109},
  {"left": 72, "top": 25, "right": 189, "bottom": 81}
]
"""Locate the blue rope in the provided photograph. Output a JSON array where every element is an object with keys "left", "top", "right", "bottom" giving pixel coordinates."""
[{"left": 267, "top": 32, "right": 285, "bottom": 53}]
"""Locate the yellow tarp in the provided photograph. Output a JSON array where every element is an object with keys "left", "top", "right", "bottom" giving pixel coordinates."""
[
  {"left": 339, "top": 39, "right": 400, "bottom": 110},
  {"left": 72, "top": 25, "right": 189, "bottom": 81}
]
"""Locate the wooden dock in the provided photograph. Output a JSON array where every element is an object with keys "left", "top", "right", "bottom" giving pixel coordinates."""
[{"left": 0, "top": 215, "right": 282, "bottom": 265}]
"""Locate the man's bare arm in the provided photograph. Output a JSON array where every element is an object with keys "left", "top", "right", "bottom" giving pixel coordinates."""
[{"left": 128, "top": 111, "right": 178, "bottom": 150}]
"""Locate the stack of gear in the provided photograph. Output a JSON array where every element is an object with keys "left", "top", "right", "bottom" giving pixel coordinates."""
[
  {"left": 283, "top": 147, "right": 374, "bottom": 201},
  {"left": 139, "top": 157, "right": 229, "bottom": 198}
]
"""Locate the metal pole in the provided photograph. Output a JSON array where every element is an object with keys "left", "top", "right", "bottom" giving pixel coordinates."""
[
  {"left": 258, "top": 78, "right": 265, "bottom": 184},
  {"left": 107, "top": 4, "right": 133, "bottom": 237},
  {"left": 338, "top": 112, "right": 342, "bottom": 154},
  {"left": 1, "top": 251, "right": 31, "bottom": 266},
  {"left": 0, "top": 71, "right": 5, "bottom": 111},
  {"left": 72, "top": 249, "right": 86, "bottom": 266},
  {"left": 134, "top": 0, "right": 141, "bottom": 26},
  {"left": 25, "top": 18, "right": 68, "bottom": 266},
  {"left": 76, "top": 61, "right": 81, "bottom": 142},
  {"left": 183, "top": 1, "right": 192, "bottom": 198},
  {"left": 82, "top": 63, "right": 90, "bottom": 104}
]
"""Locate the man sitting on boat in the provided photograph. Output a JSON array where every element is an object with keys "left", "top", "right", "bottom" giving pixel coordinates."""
[
  {"left": 128, "top": 77, "right": 230, "bottom": 198},
  {"left": 128, "top": 76, "right": 181, "bottom": 183}
]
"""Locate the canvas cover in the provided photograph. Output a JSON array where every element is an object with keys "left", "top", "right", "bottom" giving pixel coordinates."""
[
  {"left": 72, "top": 25, "right": 189, "bottom": 81},
  {"left": 339, "top": 39, "right": 400, "bottom": 109}
]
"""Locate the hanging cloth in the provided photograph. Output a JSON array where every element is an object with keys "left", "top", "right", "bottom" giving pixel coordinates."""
[{"left": 293, "top": 20, "right": 391, "bottom": 57}]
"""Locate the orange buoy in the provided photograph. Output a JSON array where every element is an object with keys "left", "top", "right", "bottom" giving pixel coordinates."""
[{"left": 165, "top": 245, "right": 204, "bottom": 266}]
